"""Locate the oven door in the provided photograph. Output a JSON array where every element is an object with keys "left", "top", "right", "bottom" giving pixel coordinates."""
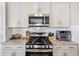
[
  {"left": 25, "top": 49, "right": 53, "bottom": 56},
  {"left": 26, "top": 51, "right": 52, "bottom": 56}
]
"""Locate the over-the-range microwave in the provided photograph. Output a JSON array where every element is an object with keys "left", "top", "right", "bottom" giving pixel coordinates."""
[{"left": 29, "top": 15, "right": 49, "bottom": 27}]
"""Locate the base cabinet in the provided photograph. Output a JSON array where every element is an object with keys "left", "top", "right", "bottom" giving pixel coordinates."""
[
  {"left": 66, "top": 50, "right": 77, "bottom": 56},
  {"left": 77, "top": 44, "right": 79, "bottom": 56},
  {"left": 53, "top": 49, "right": 65, "bottom": 56},
  {"left": 16, "top": 49, "right": 25, "bottom": 56},
  {"left": 0, "top": 48, "right": 2, "bottom": 56},
  {"left": 53, "top": 49, "right": 77, "bottom": 56},
  {"left": 3, "top": 49, "right": 25, "bottom": 56},
  {"left": 3, "top": 49, "right": 17, "bottom": 56},
  {"left": 53, "top": 44, "right": 77, "bottom": 56},
  {"left": 3, "top": 44, "right": 25, "bottom": 56}
]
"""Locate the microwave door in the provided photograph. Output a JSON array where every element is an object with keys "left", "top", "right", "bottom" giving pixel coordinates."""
[
  {"left": 29, "top": 16, "right": 49, "bottom": 27},
  {"left": 29, "top": 17, "right": 44, "bottom": 24},
  {"left": 29, "top": 17, "right": 44, "bottom": 27},
  {"left": 30, "top": 19, "right": 43, "bottom": 24}
]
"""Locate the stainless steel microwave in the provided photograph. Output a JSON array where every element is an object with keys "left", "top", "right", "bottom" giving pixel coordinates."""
[{"left": 29, "top": 15, "right": 49, "bottom": 27}]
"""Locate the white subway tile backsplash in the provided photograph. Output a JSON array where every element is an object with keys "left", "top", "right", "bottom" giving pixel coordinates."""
[{"left": 11, "top": 27, "right": 70, "bottom": 37}]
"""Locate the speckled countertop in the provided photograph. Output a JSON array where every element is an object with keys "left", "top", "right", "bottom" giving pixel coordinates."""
[
  {"left": 50, "top": 40, "right": 78, "bottom": 45},
  {"left": 2, "top": 39, "right": 29, "bottom": 45},
  {"left": 2, "top": 39, "right": 78, "bottom": 45}
]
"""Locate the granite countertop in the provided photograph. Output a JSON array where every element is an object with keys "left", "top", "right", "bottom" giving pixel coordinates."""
[
  {"left": 2, "top": 39, "right": 29, "bottom": 45},
  {"left": 50, "top": 40, "right": 78, "bottom": 45},
  {"left": 2, "top": 39, "right": 78, "bottom": 45}
]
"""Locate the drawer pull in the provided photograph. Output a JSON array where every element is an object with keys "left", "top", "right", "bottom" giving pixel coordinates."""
[
  {"left": 57, "top": 47, "right": 61, "bottom": 48},
  {"left": 17, "top": 47, "right": 22, "bottom": 48},
  {"left": 6, "top": 47, "right": 10, "bottom": 48},
  {"left": 69, "top": 47, "right": 74, "bottom": 48}
]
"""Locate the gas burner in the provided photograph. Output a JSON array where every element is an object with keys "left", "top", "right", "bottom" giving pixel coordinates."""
[
  {"left": 26, "top": 36, "right": 53, "bottom": 49},
  {"left": 26, "top": 36, "right": 52, "bottom": 45}
]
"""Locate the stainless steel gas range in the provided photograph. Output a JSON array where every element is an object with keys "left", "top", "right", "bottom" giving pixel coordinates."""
[{"left": 25, "top": 32, "right": 53, "bottom": 56}]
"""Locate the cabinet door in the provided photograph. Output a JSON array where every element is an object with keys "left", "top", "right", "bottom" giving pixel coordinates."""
[
  {"left": 27, "top": 2, "right": 38, "bottom": 14},
  {"left": 0, "top": 50, "right": 2, "bottom": 56},
  {"left": 16, "top": 49, "right": 25, "bottom": 56},
  {"left": 3, "top": 44, "right": 25, "bottom": 56},
  {"left": 0, "top": 45, "right": 2, "bottom": 56},
  {"left": 18, "top": 2, "right": 38, "bottom": 27},
  {"left": 53, "top": 49, "right": 67, "bottom": 56},
  {"left": 39, "top": 2, "right": 50, "bottom": 14},
  {"left": 71, "top": 3, "right": 79, "bottom": 26},
  {"left": 77, "top": 45, "right": 79, "bottom": 56},
  {"left": 50, "top": 2, "right": 70, "bottom": 27},
  {"left": 53, "top": 49, "right": 77, "bottom": 56},
  {"left": 3, "top": 49, "right": 17, "bottom": 56},
  {"left": 67, "top": 49, "right": 77, "bottom": 56},
  {"left": 7, "top": 3, "right": 19, "bottom": 27},
  {"left": 7, "top": 2, "right": 29, "bottom": 27},
  {"left": 3, "top": 49, "right": 25, "bottom": 56}
]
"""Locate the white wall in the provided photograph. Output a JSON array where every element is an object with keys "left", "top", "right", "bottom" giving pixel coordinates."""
[
  {"left": 70, "top": 25, "right": 79, "bottom": 44},
  {"left": 0, "top": 2, "right": 5, "bottom": 56},
  {"left": 0, "top": 3, "right": 3, "bottom": 42}
]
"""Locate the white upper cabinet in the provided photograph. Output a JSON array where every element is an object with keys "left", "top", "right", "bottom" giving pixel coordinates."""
[
  {"left": 7, "top": 2, "right": 71, "bottom": 28},
  {"left": 7, "top": 2, "right": 32, "bottom": 27},
  {"left": 7, "top": 3, "right": 21, "bottom": 27},
  {"left": 38, "top": 2, "right": 50, "bottom": 14},
  {"left": 7, "top": 2, "right": 50, "bottom": 27},
  {"left": 27, "top": 2, "right": 50, "bottom": 14},
  {"left": 27, "top": 2, "right": 38, "bottom": 14},
  {"left": 71, "top": 3, "right": 79, "bottom": 26},
  {"left": 50, "top": 3, "right": 70, "bottom": 27}
]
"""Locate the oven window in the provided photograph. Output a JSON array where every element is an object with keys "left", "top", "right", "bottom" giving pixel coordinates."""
[{"left": 26, "top": 51, "right": 53, "bottom": 56}]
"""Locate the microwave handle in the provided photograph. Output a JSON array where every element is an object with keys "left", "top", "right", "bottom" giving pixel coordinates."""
[{"left": 44, "top": 17, "right": 45, "bottom": 24}]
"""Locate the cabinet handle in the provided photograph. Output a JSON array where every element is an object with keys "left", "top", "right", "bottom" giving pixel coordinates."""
[
  {"left": 69, "top": 47, "right": 74, "bottom": 48},
  {"left": 57, "top": 47, "right": 61, "bottom": 48},
  {"left": 6, "top": 47, "right": 10, "bottom": 48},
  {"left": 58, "top": 21, "right": 61, "bottom": 25},
  {"left": 17, "top": 47, "right": 22, "bottom": 48}
]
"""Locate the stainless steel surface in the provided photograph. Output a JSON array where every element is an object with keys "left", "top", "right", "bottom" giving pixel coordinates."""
[
  {"left": 26, "top": 49, "right": 53, "bottom": 52},
  {"left": 56, "top": 31, "right": 71, "bottom": 41},
  {"left": 26, "top": 45, "right": 53, "bottom": 49},
  {"left": 29, "top": 24, "right": 49, "bottom": 27},
  {"left": 25, "top": 32, "right": 53, "bottom": 56},
  {"left": 30, "top": 32, "right": 48, "bottom": 37},
  {"left": 29, "top": 14, "right": 49, "bottom": 16},
  {"left": 29, "top": 15, "right": 49, "bottom": 27}
]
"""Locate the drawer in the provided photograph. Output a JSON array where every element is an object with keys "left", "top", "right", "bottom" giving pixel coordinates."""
[
  {"left": 53, "top": 44, "right": 77, "bottom": 50},
  {"left": 65, "top": 45, "right": 77, "bottom": 50},
  {"left": 3, "top": 45, "right": 25, "bottom": 49},
  {"left": 53, "top": 45, "right": 63, "bottom": 49}
]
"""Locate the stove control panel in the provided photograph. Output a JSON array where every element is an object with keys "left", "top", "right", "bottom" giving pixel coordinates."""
[{"left": 26, "top": 45, "right": 53, "bottom": 49}]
